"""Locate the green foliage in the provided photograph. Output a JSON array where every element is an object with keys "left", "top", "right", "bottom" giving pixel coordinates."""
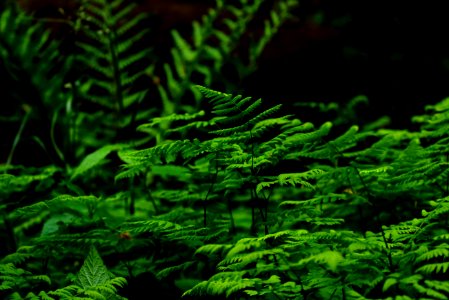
[
  {"left": 4, "top": 0, "right": 449, "bottom": 299},
  {"left": 0, "top": 6, "right": 68, "bottom": 109},
  {"left": 76, "top": 0, "right": 151, "bottom": 115}
]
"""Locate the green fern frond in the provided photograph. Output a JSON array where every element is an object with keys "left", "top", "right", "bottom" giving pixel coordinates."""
[
  {"left": 160, "top": 0, "right": 294, "bottom": 112},
  {"left": 137, "top": 111, "right": 206, "bottom": 131},
  {"left": 182, "top": 271, "right": 252, "bottom": 298},
  {"left": 76, "top": 247, "right": 110, "bottom": 289},
  {"left": 117, "top": 139, "right": 198, "bottom": 168},
  {"left": 10, "top": 194, "right": 98, "bottom": 220},
  {"left": 256, "top": 169, "right": 324, "bottom": 193},
  {"left": 0, "top": 6, "right": 68, "bottom": 109},
  {"left": 71, "top": 144, "right": 126, "bottom": 180},
  {"left": 77, "top": 0, "right": 151, "bottom": 115},
  {"left": 194, "top": 244, "right": 233, "bottom": 257},
  {"left": 280, "top": 193, "right": 349, "bottom": 208},
  {"left": 31, "top": 246, "right": 128, "bottom": 300},
  {"left": 297, "top": 250, "right": 344, "bottom": 272},
  {"left": 1, "top": 246, "right": 36, "bottom": 264},
  {"left": 218, "top": 248, "right": 284, "bottom": 271},
  {"left": 416, "top": 261, "right": 449, "bottom": 274},
  {"left": 415, "top": 245, "right": 449, "bottom": 264},
  {"left": 156, "top": 261, "right": 195, "bottom": 280},
  {"left": 286, "top": 122, "right": 333, "bottom": 147},
  {"left": 152, "top": 190, "right": 200, "bottom": 204},
  {"left": 197, "top": 85, "right": 284, "bottom": 136},
  {"left": 122, "top": 219, "right": 182, "bottom": 234},
  {"left": 249, "top": 0, "right": 298, "bottom": 65}
]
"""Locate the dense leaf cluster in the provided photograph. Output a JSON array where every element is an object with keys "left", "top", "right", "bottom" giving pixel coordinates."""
[{"left": 2, "top": 1, "right": 449, "bottom": 300}]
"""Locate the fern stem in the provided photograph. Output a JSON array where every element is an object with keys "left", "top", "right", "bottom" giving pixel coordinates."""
[
  {"left": 6, "top": 105, "right": 31, "bottom": 167},
  {"left": 148, "top": 191, "right": 159, "bottom": 215},
  {"left": 226, "top": 196, "right": 235, "bottom": 233},
  {"left": 253, "top": 186, "right": 268, "bottom": 235},
  {"left": 65, "top": 80, "right": 78, "bottom": 164},
  {"left": 50, "top": 109, "right": 66, "bottom": 164},
  {"left": 250, "top": 187, "right": 256, "bottom": 235},
  {"left": 341, "top": 285, "right": 347, "bottom": 300},
  {"left": 203, "top": 152, "right": 219, "bottom": 227},
  {"left": 249, "top": 130, "right": 269, "bottom": 234}
]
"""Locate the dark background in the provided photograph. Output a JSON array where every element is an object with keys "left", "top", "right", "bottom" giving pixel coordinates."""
[{"left": 13, "top": 0, "right": 449, "bottom": 128}]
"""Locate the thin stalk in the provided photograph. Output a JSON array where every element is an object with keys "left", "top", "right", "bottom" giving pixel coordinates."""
[
  {"left": 50, "top": 110, "right": 65, "bottom": 164},
  {"left": 249, "top": 130, "right": 268, "bottom": 233},
  {"left": 250, "top": 188, "right": 256, "bottom": 235},
  {"left": 342, "top": 286, "right": 347, "bottom": 300},
  {"left": 226, "top": 196, "right": 235, "bottom": 233},
  {"left": 65, "top": 80, "right": 77, "bottom": 164},
  {"left": 148, "top": 191, "right": 159, "bottom": 215},
  {"left": 6, "top": 106, "right": 31, "bottom": 168},
  {"left": 203, "top": 153, "right": 219, "bottom": 227},
  {"left": 253, "top": 186, "right": 268, "bottom": 235}
]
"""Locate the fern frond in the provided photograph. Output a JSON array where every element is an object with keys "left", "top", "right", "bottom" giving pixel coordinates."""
[
  {"left": 286, "top": 122, "right": 333, "bottom": 147},
  {"left": 10, "top": 194, "right": 98, "bottom": 220},
  {"left": 297, "top": 250, "right": 345, "bottom": 272},
  {"left": 182, "top": 271, "right": 252, "bottom": 298},
  {"left": 279, "top": 193, "right": 350, "bottom": 208},
  {"left": 156, "top": 261, "right": 195, "bottom": 280},
  {"left": 76, "top": 247, "right": 110, "bottom": 289},
  {"left": 77, "top": 0, "right": 151, "bottom": 115},
  {"left": 0, "top": 6, "right": 68, "bottom": 109},
  {"left": 71, "top": 144, "right": 126, "bottom": 180},
  {"left": 415, "top": 245, "right": 449, "bottom": 264},
  {"left": 122, "top": 219, "right": 182, "bottom": 234}
]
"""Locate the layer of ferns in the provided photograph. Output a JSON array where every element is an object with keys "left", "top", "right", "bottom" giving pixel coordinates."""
[{"left": 2, "top": 0, "right": 449, "bottom": 299}]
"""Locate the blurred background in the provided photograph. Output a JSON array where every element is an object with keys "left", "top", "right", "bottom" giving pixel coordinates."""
[{"left": 12, "top": 0, "right": 449, "bottom": 129}]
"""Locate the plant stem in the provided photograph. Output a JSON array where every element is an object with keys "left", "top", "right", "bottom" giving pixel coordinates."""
[
  {"left": 226, "top": 196, "right": 235, "bottom": 233},
  {"left": 203, "top": 152, "right": 219, "bottom": 227},
  {"left": 6, "top": 106, "right": 31, "bottom": 168}
]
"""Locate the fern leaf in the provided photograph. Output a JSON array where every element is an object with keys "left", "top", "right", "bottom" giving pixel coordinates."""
[
  {"left": 71, "top": 144, "right": 126, "bottom": 180},
  {"left": 415, "top": 245, "right": 449, "bottom": 264},
  {"left": 77, "top": 247, "right": 110, "bottom": 289},
  {"left": 194, "top": 244, "right": 233, "bottom": 257},
  {"left": 416, "top": 262, "right": 449, "bottom": 274},
  {"left": 298, "top": 250, "right": 344, "bottom": 272},
  {"left": 156, "top": 261, "right": 195, "bottom": 280}
]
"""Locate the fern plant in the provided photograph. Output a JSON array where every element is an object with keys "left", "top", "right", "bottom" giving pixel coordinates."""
[
  {"left": 3, "top": 246, "right": 127, "bottom": 300},
  {"left": 6, "top": 1, "right": 449, "bottom": 300},
  {"left": 0, "top": 5, "right": 71, "bottom": 166},
  {"left": 75, "top": 0, "right": 151, "bottom": 119}
]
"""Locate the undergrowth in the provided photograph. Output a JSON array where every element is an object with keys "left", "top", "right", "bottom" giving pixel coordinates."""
[{"left": 2, "top": 1, "right": 449, "bottom": 300}]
